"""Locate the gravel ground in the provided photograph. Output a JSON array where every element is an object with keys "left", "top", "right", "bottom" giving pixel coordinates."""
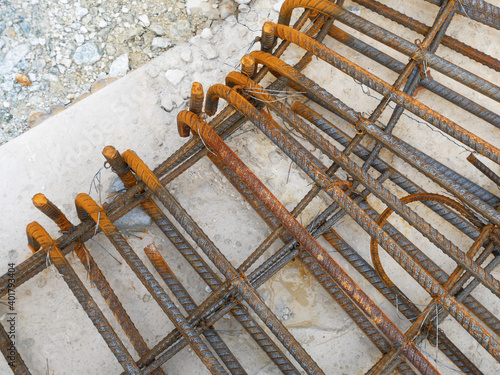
[{"left": 0, "top": 0, "right": 242, "bottom": 145}]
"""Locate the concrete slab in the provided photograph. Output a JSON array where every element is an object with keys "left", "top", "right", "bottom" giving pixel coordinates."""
[{"left": 0, "top": 1, "right": 499, "bottom": 374}]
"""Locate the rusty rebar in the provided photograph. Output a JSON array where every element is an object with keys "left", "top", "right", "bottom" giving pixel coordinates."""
[
  {"left": 213, "top": 71, "right": 500, "bottom": 300},
  {"left": 103, "top": 146, "right": 301, "bottom": 374},
  {"left": 26, "top": 222, "right": 142, "bottom": 374},
  {"left": 0, "top": 9, "right": 320, "bottom": 299},
  {"left": 144, "top": 243, "right": 247, "bottom": 375},
  {"left": 75, "top": 193, "right": 229, "bottom": 375},
  {"left": 3, "top": 3, "right": 500, "bottom": 374},
  {"left": 0, "top": 321, "right": 31, "bottom": 375},
  {"left": 31, "top": 193, "right": 164, "bottom": 374},
  {"left": 468, "top": 153, "right": 500, "bottom": 188},
  {"left": 197, "top": 74, "right": 500, "bottom": 362},
  {"left": 122, "top": 150, "right": 325, "bottom": 375},
  {"left": 351, "top": 0, "right": 500, "bottom": 72},
  {"left": 278, "top": 0, "right": 500, "bottom": 102},
  {"left": 176, "top": 109, "right": 441, "bottom": 375}
]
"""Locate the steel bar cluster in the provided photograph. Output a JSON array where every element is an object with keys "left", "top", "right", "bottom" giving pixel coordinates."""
[{"left": 2, "top": 0, "right": 500, "bottom": 374}]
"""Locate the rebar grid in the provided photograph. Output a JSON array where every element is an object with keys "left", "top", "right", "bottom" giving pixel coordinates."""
[{"left": 1, "top": 0, "right": 500, "bottom": 374}]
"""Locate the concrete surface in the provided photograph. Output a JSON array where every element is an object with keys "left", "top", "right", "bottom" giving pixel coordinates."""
[{"left": 0, "top": 0, "right": 499, "bottom": 374}]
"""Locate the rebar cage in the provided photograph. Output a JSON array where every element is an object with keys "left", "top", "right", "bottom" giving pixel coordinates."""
[{"left": 2, "top": 0, "right": 500, "bottom": 374}]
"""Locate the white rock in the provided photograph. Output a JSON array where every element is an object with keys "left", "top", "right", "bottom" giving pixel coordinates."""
[
  {"left": 98, "top": 19, "right": 108, "bottom": 28},
  {"left": 73, "top": 42, "right": 102, "bottom": 65},
  {"left": 200, "top": 28, "right": 213, "bottom": 40},
  {"left": 61, "top": 58, "right": 72, "bottom": 68},
  {"left": 138, "top": 14, "right": 150, "bottom": 27},
  {"left": 75, "top": 6, "right": 89, "bottom": 21},
  {"left": 160, "top": 95, "right": 174, "bottom": 112},
  {"left": 201, "top": 44, "right": 218, "bottom": 60},
  {"left": 236, "top": 0, "right": 251, "bottom": 4},
  {"left": 42, "top": 73, "right": 59, "bottom": 82},
  {"left": 149, "top": 24, "right": 167, "bottom": 36},
  {"left": 32, "top": 59, "right": 46, "bottom": 72},
  {"left": 0, "top": 44, "right": 31, "bottom": 75},
  {"left": 105, "top": 43, "right": 116, "bottom": 55},
  {"left": 122, "top": 6, "right": 129, "bottom": 13},
  {"left": 239, "top": 4, "right": 250, "bottom": 12},
  {"left": 180, "top": 47, "right": 192, "bottom": 63},
  {"left": 75, "top": 34, "right": 85, "bottom": 44},
  {"left": 165, "top": 69, "right": 185, "bottom": 86},
  {"left": 0, "top": 80, "right": 14, "bottom": 92},
  {"left": 220, "top": 6, "right": 231, "bottom": 19},
  {"left": 109, "top": 53, "right": 129, "bottom": 77},
  {"left": 151, "top": 37, "right": 171, "bottom": 49}
]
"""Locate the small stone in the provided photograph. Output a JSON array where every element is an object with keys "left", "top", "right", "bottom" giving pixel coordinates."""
[
  {"left": 180, "top": 47, "right": 192, "bottom": 63},
  {"left": 236, "top": 0, "right": 251, "bottom": 4},
  {"left": 220, "top": 6, "right": 232, "bottom": 19},
  {"left": 0, "top": 108, "right": 13, "bottom": 123},
  {"left": 201, "top": 44, "right": 218, "bottom": 60},
  {"left": 73, "top": 42, "right": 102, "bottom": 65},
  {"left": 105, "top": 43, "right": 116, "bottom": 56},
  {"left": 15, "top": 73, "right": 32, "bottom": 86},
  {"left": 32, "top": 58, "right": 46, "bottom": 72},
  {"left": 160, "top": 95, "right": 174, "bottom": 112},
  {"left": 61, "top": 58, "right": 72, "bottom": 68},
  {"left": 1, "top": 79, "right": 14, "bottom": 92},
  {"left": 151, "top": 37, "right": 171, "bottom": 49},
  {"left": 138, "top": 14, "right": 150, "bottom": 27},
  {"left": 122, "top": 6, "right": 130, "bottom": 13},
  {"left": 98, "top": 19, "right": 108, "bottom": 28},
  {"left": 75, "top": 33, "right": 85, "bottom": 44},
  {"left": 0, "top": 44, "right": 31, "bottom": 75},
  {"left": 239, "top": 4, "right": 250, "bottom": 12},
  {"left": 109, "top": 53, "right": 129, "bottom": 77},
  {"left": 119, "top": 26, "right": 143, "bottom": 43},
  {"left": 165, "top": 69, "right": 185, "bottom": 86},
  {"left": 200, "top": 28, "right": 213, "bottom": 40},
  {"left": 75, "top": 6, "right": 89, "bottom": 21},
  {"left": 19, "top": 21, "right": 31, "bottom": 36},
  {"left": 149, "top": 23, "right": 167, "bottom": 36}
]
